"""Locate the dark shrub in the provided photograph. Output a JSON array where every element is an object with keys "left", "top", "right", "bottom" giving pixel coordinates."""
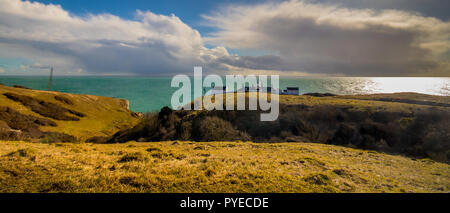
[
  {"left": 421, "top": 120, "right": 450, "bottom": 162},
  {"left": 192, "top": 116, "right": 250, "bottom": 141},
  {"left": 5, "top": 148, "right": 36, "bottom": 158},
  {"left": 328, "top": 123, "right": 356, "bottom": 145},
  {"left": 177, "top": 120, "right": 193, "bottom": 140}
]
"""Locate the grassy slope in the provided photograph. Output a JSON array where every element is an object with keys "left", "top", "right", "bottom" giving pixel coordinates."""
[
  {"left": 0, "top": 85, "right": 140, "bottom": 140},
  {"left": 279, "top": 94, "right": 450, "bottom": 113},
  {"left": 339, "top": 93, "right": 450, "bottom": 106},
  {"left": 0, "top": 140, "right": 448, "bottom": 193},
  {"left": 199, "top": 92, "right": 450, "bottom": 113}
]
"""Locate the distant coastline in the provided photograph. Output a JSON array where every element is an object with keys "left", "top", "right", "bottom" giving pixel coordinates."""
[{"left": 1, "top": 76, "right": 448, "bottom": 113}]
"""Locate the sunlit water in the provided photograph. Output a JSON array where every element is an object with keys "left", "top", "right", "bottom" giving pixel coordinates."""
[{"left": 0, "top": 76, "right": 448, "bottom": 112}]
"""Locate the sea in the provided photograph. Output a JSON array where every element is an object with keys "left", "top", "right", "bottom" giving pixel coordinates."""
[{"left": 0, "top": 76, "right": 449, "bottom": 113}]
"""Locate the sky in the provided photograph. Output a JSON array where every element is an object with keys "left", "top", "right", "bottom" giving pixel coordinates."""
[{"left": 0, "top": 0, "right": 449, "bottom": 76}]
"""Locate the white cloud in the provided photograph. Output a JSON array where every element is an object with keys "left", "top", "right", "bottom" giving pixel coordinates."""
[
  {"left": 204, "top": 0, "right": 450, "bottom": 76},
  {"left": 0, "top": 0, "right": 230, "bottom": 75},
  {"left": 0, "top": 67, "right": 4, "bottom": 73},
  {"left": 1, "top": 0, "right": 449, "bottom": 76}
]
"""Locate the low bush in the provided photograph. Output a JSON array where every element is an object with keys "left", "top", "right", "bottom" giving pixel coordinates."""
[{"left": 54, "top": 95, "right": 74, "bottom": 105}]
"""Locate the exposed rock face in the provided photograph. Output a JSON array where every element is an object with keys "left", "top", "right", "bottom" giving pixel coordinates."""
[
  {"left": 131, "top": 112, "right": 144, "bottom": 118},
  {"left": 119, "top": 99, "right": 130, "bottom": 110}
]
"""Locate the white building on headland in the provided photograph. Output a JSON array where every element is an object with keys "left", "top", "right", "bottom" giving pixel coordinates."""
[
  {"left": 206, "top": 85, "right": 299, "bottom": 96},
  {"left": 281, "top": 87, "right": 300, "bottom": 95}
]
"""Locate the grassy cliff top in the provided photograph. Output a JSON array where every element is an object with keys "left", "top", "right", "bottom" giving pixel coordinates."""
[
  {"left": 0, "top": 140, "right": 448, "bottom": 193},
  {"left": 196, "top": 92, "right": 450, "bottom": 113},
  {"left": 0, "top": 84, "right": 140, "bottom": 141},
  {"left": 281, "top": 93, "right": 450, "bottom": 112},
  {"left": 0, "top": 87, "right": 448, "bottom": 192}
]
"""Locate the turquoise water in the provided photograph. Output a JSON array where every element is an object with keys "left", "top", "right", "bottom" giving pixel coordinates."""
[{"left": 0, "top": 76, "right": 449, "bottom": 112}]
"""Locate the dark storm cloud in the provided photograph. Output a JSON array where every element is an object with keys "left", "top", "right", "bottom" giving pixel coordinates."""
[
  {"left": 216, "top": 55, "right": 293, "bottom": 71},
  {"left": 205, "top": 0, "right": 450, "bottom": 76},
  {"left": 316, "top": 0, "right": 450, "bottom": 20},
  {"left": 0, "top": 0, "right": 222, "bottom": 75}
]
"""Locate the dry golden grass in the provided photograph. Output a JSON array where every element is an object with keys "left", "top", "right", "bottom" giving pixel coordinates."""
[
  {"left": 0, "top": 140, "right": 448, "bottom": 193},
  {"left": 196, "top": 92, "right": 450, "bottom": 114}
]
